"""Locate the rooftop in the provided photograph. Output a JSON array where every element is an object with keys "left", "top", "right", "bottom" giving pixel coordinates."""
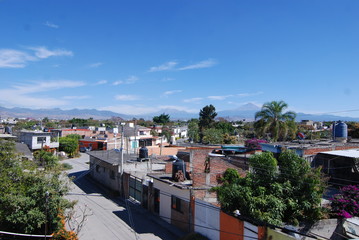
[
  {"left": 319, "top": 149, "right": 359, "bottom": 158},
  {"left": 261, "top": 140, "right": 359, "bottom": 150}
]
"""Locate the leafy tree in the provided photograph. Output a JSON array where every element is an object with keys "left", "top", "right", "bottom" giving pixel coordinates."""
[
  {"left": 199, "top": 105, "right": 217, "bottom": 141},
  {"left": 187, "top": 119, "right": 200, "bottom": 142},
  {"left": 214, "top": 121, "right": 235, "bottom": 135},
  {"left": 254, "top": 101, "right": 297, "bottom": 141},
  {"left": 0, "top": 139, "right": 74, "bottom": 235},
  {"left": 212, "top": 151, "right": 326, "bottom": 225},
  {"left": 66, "top": 134, "right": 81, "bottom": 140},
  {"left": 153, "top": 113, "right": 170, "bottom": 125},
  {"left": 202, "top": 128, "right": 224, "bottom": 144},
  {"left": 34, "top": 150, "right": 59, "bottom": 169},
  {"left": 59, "top": 137, "right": 78, "bottom": 157}
]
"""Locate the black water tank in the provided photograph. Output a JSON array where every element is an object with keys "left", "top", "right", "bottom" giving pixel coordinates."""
[
  {"left": 172, "top": 159, "right": 186, "bottom": 180},
  {"left": 139, "top": 146, "right": 148, "bottom": 159},
  {"left": 4, "top": 126, "right": 12, "bottom": 134}
]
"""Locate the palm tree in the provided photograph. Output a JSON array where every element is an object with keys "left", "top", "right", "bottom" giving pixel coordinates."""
[{"left": 254, "top": 101, "right": 297, "bottom": 141}]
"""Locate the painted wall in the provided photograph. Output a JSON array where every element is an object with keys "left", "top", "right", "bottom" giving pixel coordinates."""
[
  {"left": 195, "top": 199, "right": 220, "bottom": 240},
  {"left": 153, "top": 179, "right": 190, "bottom": 225},
  {"left": 220, "top": 211, "right": 244, "bottom": 240}
]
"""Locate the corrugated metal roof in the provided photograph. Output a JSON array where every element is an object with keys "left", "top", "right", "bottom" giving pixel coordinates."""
[{"left": 320, "top": 149, "right": 359, "bottom": 158}]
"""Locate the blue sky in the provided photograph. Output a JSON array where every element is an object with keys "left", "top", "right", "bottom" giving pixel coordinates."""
[{"left": 0, "top": 0, "right": 359, "bottom": 117}]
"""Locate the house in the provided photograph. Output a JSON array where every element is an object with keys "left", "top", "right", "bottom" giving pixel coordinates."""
[
  {"left": 173, "top": 126, "right": 188, "bottom": 139},
  {"left": 88, "top": 149, "right": 166, "bottom": 195},
  {"left": 147, "top": 148, "right": 247, "bottom": 237},
  {"left": 260, "top": 140, "right": 359, "bottom": 163},
  {"left": 19, "top": 130, "right": 59, "bottom": 151}
]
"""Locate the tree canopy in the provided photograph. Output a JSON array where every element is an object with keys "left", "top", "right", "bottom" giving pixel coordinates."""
[
  {"left": 153, "top": 113, "right": 171, "bottom": 125},
  {"left": 212, "top": 150, "right": 326, "bottom": 225},
  {"left": 254, "top": 101, "right": 297, "bottom": 141},
  {"left": 0, "top": 139, "right": 74, "bottom": 235},
  {"left": 199, "top": 105, "right": 217, "bottom": 141}
]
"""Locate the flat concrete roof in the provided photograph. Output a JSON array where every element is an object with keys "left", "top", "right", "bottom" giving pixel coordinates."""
[{"left": 320, "top": 149, "right": 359, "bottom": 158}]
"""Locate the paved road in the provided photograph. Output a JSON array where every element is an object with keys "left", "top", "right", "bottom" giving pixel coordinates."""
[{"left": 62, "top": 154, "right": 185, "bottom": 240}]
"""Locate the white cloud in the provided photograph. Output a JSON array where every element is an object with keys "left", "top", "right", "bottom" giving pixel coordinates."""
[
  {"left": 113, "top": 80, "right": 124, "bottom": 86},
  {"left": 0, "top": 47, "right": 73, "bottom": 68},
  {"left": 207, "top": 95, "right": 233, "bottom": 100},
  {"left": 149, "top": 61, "right": 178, "bottom": 72},
  {"left": 183, "top": 97, "right": 203, "bottom": 103},
  {"left": 88, "top": 62, "right": 103, "bottom": 68},
  {"left": 63, "top": 95, "right": 90, "bottom": 100},
  {"left": 0, "top": 80, "right": 85, "bottom": 108},
  {"left": 237, "top": 91, "right": 263, "bottom": 97},
  {"left": 163, "top": 90, "right": 182, "bottom": 96},
  {"left": 95, "top": 80, "right": 108, "bottom": 85},
  {"left": 28, "top": 46, "right": 73, "bottom": 59},
  {"left": 115, "top": 95, "right": 140, "bottom": 101},
  {"left": 178, "top": 59, "right": 217, "bottom": 71},
  {"left": 44, "top": 21, "right": 59, "bottom": 29},
  {"left": 0, "top": 49, "right": 36, "bottom": 68},
  {"left": 113, "top": 76, "right": 138, "bottom": 85}
]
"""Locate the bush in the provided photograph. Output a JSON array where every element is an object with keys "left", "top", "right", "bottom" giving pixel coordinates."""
[
  {"left": 61, "top": 163, "right": 73, "bottom": 170},
  {"left": 331, "top": 185, "right": 359, "bottom": 218}
]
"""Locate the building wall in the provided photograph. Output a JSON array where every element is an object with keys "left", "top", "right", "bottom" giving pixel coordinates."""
[
  {"left": 195, "top": 199, "right": 220, "bottom": 240},
  {"left": 152, "top": 179, "right": 190, "bottom": 229},
  {"left": 190, "top": 149, "right": 245, "bottom": 188},
  {"left": 220, "top": 211, "right": 266, "bottom": 240},
  {"left": 220, "top": 211, "right": 244, "bottom": 240},
  {"left": 89, "top": 156, "right": 120, "bottom": 192}
]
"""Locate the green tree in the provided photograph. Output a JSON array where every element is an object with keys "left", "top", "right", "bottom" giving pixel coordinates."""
[
  {"left": 0, "top": 139, "right": 74, "bottom": 235},
  {"left": 254, "top": 101, "right": 297, "bottom": 141},
  {"left": 59, "top": 137, "right": 78, "bottom": 157},
  {"left": 202, "top": 128, "right": 224, "bottom": 144},
  {"left": 187, "top": 119, "right": 200, "bottom": 142},
  {"left": 153, "top": 113, "right": 170, "bottom": 125},
  {"left": 212, "top": 151, "right": 326, "bottom": 225},
  {"left": 199, "top": 105, "right": 217, "bottom": 141},
  {"left": 215, "top": 121, "right": 235, "bottom": 135}
]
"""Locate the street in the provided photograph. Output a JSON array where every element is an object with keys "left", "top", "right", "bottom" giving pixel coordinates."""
[{"left": 62, "top": 154, "right": 184, "bottom": 240}]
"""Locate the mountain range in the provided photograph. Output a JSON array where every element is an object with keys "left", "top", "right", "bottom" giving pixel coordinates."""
[{"left": 1, "top": 104, "right": 359, "bottom": 122}]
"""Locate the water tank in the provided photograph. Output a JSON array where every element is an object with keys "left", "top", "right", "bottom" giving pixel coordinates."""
[
  {"left": 139, "top": 146, "right": 148, "bottom": 159},
  {"left": 172, "top": 159, "right": 186, "bottom": 181},
  {"left": 333, "top": 121, "right": 348, "bottom": 142},
  {"left": 4, "top": 126, "right": 12, "bottom": 134}
]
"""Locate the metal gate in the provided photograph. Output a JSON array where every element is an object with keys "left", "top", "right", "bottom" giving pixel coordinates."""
[{"left": 129, "top": 175, "right": 142, "bottom": 203}]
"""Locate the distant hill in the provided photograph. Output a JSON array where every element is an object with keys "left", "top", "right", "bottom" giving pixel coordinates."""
[
  {"left": 0, "top": 106, "right": 130, "bottom": 120},
  {"left": 1, "top": 104, "right": 359, "bottom": 122}
]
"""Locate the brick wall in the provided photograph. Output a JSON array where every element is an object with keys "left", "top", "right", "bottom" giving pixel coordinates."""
[{"left": 190, "top": 148, "right": 245, "bottom": 188}]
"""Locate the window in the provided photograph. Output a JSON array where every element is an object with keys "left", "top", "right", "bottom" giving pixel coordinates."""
[
  {"left": 171, "top": 196, "right": 182, "bottom": 212},
  {"left": 37, "top": 137, "right": 46, "bottom": 144},
  {"left": 96, "top": 165, "right": 100, "bottom": 172}
]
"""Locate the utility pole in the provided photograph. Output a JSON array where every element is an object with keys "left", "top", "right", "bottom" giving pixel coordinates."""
[{"left": 120, "top": 122, "right": 125, "bottom": 174}]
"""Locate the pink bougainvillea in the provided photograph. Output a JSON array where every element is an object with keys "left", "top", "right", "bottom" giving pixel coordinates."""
[{"left": 331, "top": 185, "right": 359, "bottom": 218}]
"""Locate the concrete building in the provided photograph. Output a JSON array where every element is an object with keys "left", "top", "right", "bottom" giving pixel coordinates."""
[{"left": 19, "top": 130, "right": 59, "bottom": 151}]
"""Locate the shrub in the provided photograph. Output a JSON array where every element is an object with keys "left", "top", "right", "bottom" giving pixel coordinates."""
[{"left": 331, "top": 185, "right": 359, "bottom": 218}]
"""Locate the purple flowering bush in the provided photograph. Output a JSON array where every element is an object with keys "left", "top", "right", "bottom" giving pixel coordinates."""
[
  {"left": 331, "top": 185, "right": 359, "bottom": 218},
  {"left": 244, "top": 139, "right": 267, "bottom": 150}
]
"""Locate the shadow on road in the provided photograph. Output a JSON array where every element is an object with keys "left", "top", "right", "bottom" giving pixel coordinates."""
[{"left": 67, "top": 170, "right": 185, "bottom": 240}]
